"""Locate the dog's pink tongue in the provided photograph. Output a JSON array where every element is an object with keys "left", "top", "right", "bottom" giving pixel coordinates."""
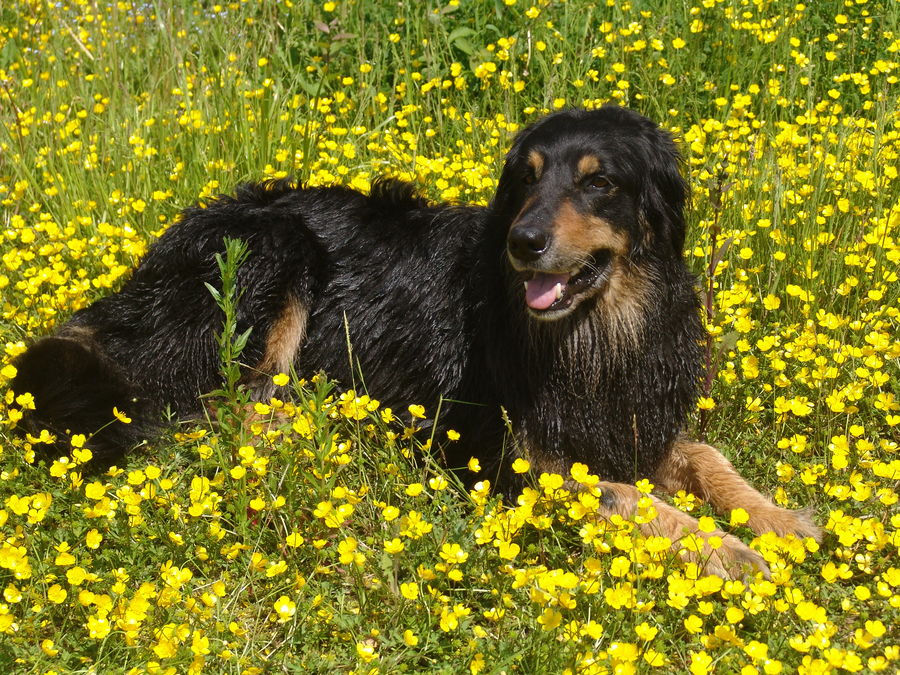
[{"left": 525, "top": 273, "right": 569, "bottom": 310}]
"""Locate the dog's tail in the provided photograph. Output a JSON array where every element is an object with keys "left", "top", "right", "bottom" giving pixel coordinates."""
[{"left": 10, "top": 333, "right": 156, "bottom": 468}]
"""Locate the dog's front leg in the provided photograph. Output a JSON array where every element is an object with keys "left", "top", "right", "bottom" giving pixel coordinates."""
[
  {"left": 594, "top": 481, "right": 771, "bottom": 580},
  {"left": 654, "top": 439, "right": 822, "bottom": 541}
]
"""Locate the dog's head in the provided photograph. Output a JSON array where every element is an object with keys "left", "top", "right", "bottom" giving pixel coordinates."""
[{"left": 494, "top": 106, "right": 688, "bottom": 321}]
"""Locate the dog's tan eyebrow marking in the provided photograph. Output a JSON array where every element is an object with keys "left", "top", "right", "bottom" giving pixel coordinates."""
[
  {"left": 527, "top": 150, "right": 545, "bottom": 181},
  {"left": 576, "top": 154, "right": 603, "bottom": 180}
]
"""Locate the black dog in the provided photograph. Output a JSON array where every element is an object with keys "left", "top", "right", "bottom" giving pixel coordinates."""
[{"left": 12, "top": 106, "right": 819, "bottom": 577}]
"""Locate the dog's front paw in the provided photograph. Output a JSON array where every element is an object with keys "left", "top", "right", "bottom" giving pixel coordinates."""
[
  {"left": 747, "top": 505, "right": 822, "bottom": 543},
  {"left": 675, "top": 530, "right": 770, "bottom": 580}
]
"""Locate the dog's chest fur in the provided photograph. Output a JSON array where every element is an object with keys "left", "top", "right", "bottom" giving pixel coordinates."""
[{"left": 292, "top": 199, "right": 702, "bottom": 486}]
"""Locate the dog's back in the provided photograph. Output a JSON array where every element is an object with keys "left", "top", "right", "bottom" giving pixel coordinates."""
[
  {"left": 12, "top": 179, "right": 497, "bottom": 466},
  {"left": 12, "top": 109, "right": 703, "bottom": 483}
]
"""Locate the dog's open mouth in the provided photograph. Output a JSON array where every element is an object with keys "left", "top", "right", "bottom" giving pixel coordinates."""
[{"left": 523, "top": 250, "right": 613, "bottom": 313}]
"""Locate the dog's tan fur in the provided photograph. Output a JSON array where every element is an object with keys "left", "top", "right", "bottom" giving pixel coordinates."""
[
  {"left": 592, "top": 481, "right": 773, "bottom": 578},
  {"left": 257, "top": 296, "right": 308, "bottom": 377},
  {"left": 527, "top": 150, "right": 545, "bottom": 182},
  {"left": 575, "top": 154, "right": 602, "bottom": 181},
  {"left": 554, "top": 200, "right": 630, "bottom": 258},
  {"left": 656, "top": 440, "right": 821, "bottom": 541},
  {"left": 510, "top": 433, "right": 820, "bottom": 579},
  {"left": 242, "top": 296, "right": 308, "bottom": 399}
]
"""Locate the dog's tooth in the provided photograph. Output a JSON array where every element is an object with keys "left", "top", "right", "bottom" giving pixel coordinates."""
[{"left": 554, "top": 283, "right": 563, "bottom": 300}]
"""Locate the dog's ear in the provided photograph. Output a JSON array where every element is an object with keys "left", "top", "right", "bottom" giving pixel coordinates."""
[
  {"left": 490, "top": 120, "right": 544, "bottom": 215},
  {"left": 635, "top": 125, "right": 689, "bottom": 260}
]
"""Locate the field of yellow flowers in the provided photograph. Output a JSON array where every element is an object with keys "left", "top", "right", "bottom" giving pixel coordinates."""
[{"left": 1, "top": 0, "right": 898, "bottom": 672}]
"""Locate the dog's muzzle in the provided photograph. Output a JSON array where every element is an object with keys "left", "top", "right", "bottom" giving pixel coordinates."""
[{"left": 507, "top": 224, "right": 549, "bottom": 263}]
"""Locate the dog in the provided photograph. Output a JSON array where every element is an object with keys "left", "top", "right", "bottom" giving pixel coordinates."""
[{"left": 11, "top": 105, "right": 820, "bottom": 578}]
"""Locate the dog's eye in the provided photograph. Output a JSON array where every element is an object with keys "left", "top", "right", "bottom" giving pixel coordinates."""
[
  {"left": 586, "top": 174, "right": 611, "bottom": 190},
  {"left": 523, "top": 171, "right": 537, "bottom": 186}
]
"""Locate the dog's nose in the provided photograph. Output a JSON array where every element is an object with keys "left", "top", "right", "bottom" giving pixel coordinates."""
[{"left": 508, "top": 225, "right": 549, "bottom": 262}]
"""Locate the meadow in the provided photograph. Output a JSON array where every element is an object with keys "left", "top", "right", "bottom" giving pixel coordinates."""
[{"left": 0, "top": 0, "right": 898, "bottom": 672}]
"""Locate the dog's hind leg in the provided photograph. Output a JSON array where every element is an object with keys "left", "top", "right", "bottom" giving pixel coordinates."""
[
  {"left": 654, "top": 439, "right": 822, "bottom": 541},
  {"left": 595, "top": 481, "right": 770, "bottom": 580},
  {"left": 11, "top": 328, "right": 156, "bottom": 467},
  {"left": 240, "top": 294, "right": 309, "bottom": 401}
]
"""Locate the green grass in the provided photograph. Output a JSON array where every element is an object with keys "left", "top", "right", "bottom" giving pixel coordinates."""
[{"left": 0, "top": 0, "right": 898, "bottom": 672}]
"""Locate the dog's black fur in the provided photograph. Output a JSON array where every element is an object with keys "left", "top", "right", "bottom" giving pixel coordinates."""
[{"left": 12, "top": 106, "right": 702, "bottom": 492}]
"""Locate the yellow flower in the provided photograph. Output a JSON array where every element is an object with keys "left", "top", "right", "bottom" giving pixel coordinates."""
[
  {"left": 439, "top": 543, "right": 468, "bottom": 565},
  {"left": 745, "top": 640, "right": 769, "bottom": 661},
  {"left": 407, "top": 404, "right": 426, "bottom": 419},
  {"left": 496, "top": 540, "right": 520, "bottom": 560},
  {"left": 112, "top": 407, "right": 131, "bottom": 424},
  {"left": 54, "top": 542, "right": 76, "bottom": 566},
  {"left": 696, "top": 396, "right": 716, "bottom": 410},
  {"left": 13, "top": 391, "right": 34, "bottom": 410},
  {"left": 571, "top": 462, "right": 599, "bottom": 486},
  {"left": 66, "top": 566, "right": 87, "bottom": 585},
  {"left": 644, "top": 648, "right": 668, "bottom": 668},
  {"left": 697, "top": 516, "right": 716, "bottom": 533},
  {"left": 726, "top": 606, "right": 745, "bottom": 623},
  {"left": 47, "top": 584, "right": 67, "bottom": 604},
  {"left": 265, "top": 560, "right": 287, "bottom": 577},
  {"left": 400, "top": 582, "right": 418, "bottom": 600},
  {"left": 728, "top": 508, "right": 750, "bottom": 527},
  {"left": 428, "top": 475, "right": 448, "bottom": 490},
  {"left": 635, "top": 478, "right": 654, "bottom": 494},
  {"left": 537, "top": 607, "right": 562, "bottom": 631},
  {"left": 86, "top": 613, "right": 111, "bottom": 639},
  {"left": 356, "top": 640, "right": 378, "bottom": 662},
  {"left": 684, "top": 614, "right": 704, "bottom": 634},
  {"left": 337, "top": 537, "right": 365, "bottom": 566},
  {"left": 690, "top": 650, "right": 713, "bottom": 675},
  {"left": 383, "top": 537, "right": 405, "bottom": 554},
  {"left": 2, "top": 584, "right": 21, "bottom": 604},
  {"left": 795, "top": 601, "right": 827, "bottom": 623},
  {"left": 85, "top": 529, "right": 103, "bottom": 549},
  {"left": 273, "top": 595, "right": 296, "bottom": 622},
  {"left": 512, "top": 458, "right": 530, "bottom": 474},
  {"left": 635, "top": 621, "right": 658, "bottom": 641},
  {"left": 438, "top": 603, "right": 470, "bottom": 631}
]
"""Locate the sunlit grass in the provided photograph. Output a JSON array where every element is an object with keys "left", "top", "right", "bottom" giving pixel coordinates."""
[{"left": 0, "top": 0, "right": 898, "bottom": 672}]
